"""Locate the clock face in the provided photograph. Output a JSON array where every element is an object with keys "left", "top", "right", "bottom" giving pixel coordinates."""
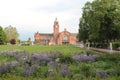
[{"left": 56, "top": 25, "right": 58, "bottom": 28}]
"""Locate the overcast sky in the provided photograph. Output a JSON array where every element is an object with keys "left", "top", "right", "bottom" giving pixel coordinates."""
[{"left": 0, "top": 0, "right": 93, "bottom": 40}]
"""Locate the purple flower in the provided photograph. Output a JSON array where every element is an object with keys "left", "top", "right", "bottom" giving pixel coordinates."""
[
  {"left": 14, "top": 54, "right": 21, "bottom": 60},
  {"left": 48, "top": 61, "right": 54, "bottom": 66},
  {"left": 29, "top": 53, "right": 50, "bottom": 65},
  {"left": 5, "top": 63, "right": 13, "bottom": 69},
  {"left": 61, "top": 65, "right": 69, "bottom": 77},
  {"left": 0, "top": 65, "right": 7, "bottom": 74},
  {"left": 0, "top": 50, "right": 25, "bottom": 56},
  {"left": 21, "top": 64, "right": 39, "bottom": 76},
  {"left": 30, "top": 54, "right": 39, "bottom": 61},
  {"left": 21, "top": 71, "right": 30, "bottom": 76},
  {"left": 39, "top": 55, "right": 48, "bottom": 61},
  {"left": 72, "top": 55, "right": 81, "bottom": 61},
  {"left": 97, "top": 71, "right": 109, "bottom": 78},
  {"left": 23, "top": 63, "right": 30, "bottom": 70},
  {"left": 29, "top": 64, "right": 39, "bottom": 72},
  {"left": 49, "top": 51, "right": 62, "bottom": 58},
  {"left": 72, "top": 54, "right": 99, "bottom": 62},
  {"left": 30, "top": 54, "right": 42, "bottom": 61}
]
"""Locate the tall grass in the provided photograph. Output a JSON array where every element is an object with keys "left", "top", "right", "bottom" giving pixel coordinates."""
[{"left": 0, "top": 74, "right": 120, "bottom": 80}]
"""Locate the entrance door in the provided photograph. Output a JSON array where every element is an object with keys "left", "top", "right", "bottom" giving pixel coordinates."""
[
  {"left": 62, "top": 35, "right": 69, "bottom": 45},
  {"left": 62, "top": 42, "right": 69, "bottom": 45}
]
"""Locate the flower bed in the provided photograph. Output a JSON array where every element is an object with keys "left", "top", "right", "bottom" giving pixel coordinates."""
[{"left": 0, "top": 50, "right": 120, "bottom": 79}]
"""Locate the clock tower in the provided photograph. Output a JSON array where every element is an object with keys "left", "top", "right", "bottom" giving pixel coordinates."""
[{"left": 53, "top": 18, "right": 59, "bottom": 37}]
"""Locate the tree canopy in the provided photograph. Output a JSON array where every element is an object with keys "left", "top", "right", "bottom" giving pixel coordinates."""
[
  {"left": 0, "top": 26, "right": 6, "bottom": 44},
  {"left": 4, "top": 25, "right": 19, "bottom": 43},
  {"left": 78, "top": 0, "right": 120, "bottom": 43}
]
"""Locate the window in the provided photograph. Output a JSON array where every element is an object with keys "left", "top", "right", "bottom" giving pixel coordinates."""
[{"left": 62, "top": 35, "right": 68, "bottom": 41}]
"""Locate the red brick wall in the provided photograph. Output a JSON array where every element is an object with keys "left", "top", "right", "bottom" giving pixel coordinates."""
[
  {"left": 34, "top": 19, "right": 77, "bottom": 45},
  {"left": 57, "top": 31, "right": 77, "bottom": 45},
  {"left": 34, "top": 32, "right": 40, "bottom": 41}
]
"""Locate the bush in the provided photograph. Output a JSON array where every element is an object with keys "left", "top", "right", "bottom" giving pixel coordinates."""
[
  {"left": 59, "top": 55, "right": 75, "bottom": 64},
  {"left": 112, "top": 42, "right": 120, "bottom": 50},
  {"left": 90, "top": 42, "right": 120, "bottom": 50},
  {"left": 90, "top": 43, "right": 109, "bottom": 49},
  {"left": 10, "top": 39, "right": 16, "bottom": 45}
]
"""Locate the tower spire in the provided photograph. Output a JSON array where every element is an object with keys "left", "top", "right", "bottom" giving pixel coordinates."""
[{"left": 55, "top": 17, "right": 57, "bottom": 22}]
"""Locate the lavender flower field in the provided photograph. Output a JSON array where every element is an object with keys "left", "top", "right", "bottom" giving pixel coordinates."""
[{"left": 0, "top": 45, "right": 120, "bottom": 80}]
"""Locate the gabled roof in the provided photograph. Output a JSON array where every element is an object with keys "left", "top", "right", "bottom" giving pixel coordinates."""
[
  {"left": 71, "top": 33, "right": 77, "bottom": 36},
  {"left": 39, "top": 33, "right": 53, "bottom": 37}
]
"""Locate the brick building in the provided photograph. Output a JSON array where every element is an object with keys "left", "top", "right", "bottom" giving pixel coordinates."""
[{"left": 34, "top": 18, "right": 77, "bottom": 45}]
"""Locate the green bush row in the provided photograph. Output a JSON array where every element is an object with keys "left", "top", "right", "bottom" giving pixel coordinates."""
[
  {"left": 89, "top": 43, "right": 109, "bottom": 49},
  {"left": 88, "top": 42, "right": 120, "bottom": 50},
  {"left": 112, "top": 42, "right": 120, "bottom": 50}
]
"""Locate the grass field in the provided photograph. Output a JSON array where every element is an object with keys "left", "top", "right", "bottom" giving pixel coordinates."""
[
  {"left": 0, "top": 45, "right": 85, "bottom": 55},
  {"left": 0, "top": 45, "right": 120, "bottom": 80}
]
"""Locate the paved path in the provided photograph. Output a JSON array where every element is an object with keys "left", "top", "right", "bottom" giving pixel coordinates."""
[
  {"left": 75, "top": 43, "right": 120, "bottom": 54},
  {"left": 89, "top": 47, "right": 120, "bottom": 54}
]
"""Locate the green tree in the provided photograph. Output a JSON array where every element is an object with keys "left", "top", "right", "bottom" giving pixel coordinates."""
[
  {"left": 0, "top": 26, "right": 6, "bottom": 45},
  {"left": 78, "top": 0, "right": 120, "bottom": 43},
  {"left": 78, "top": 17, "right": 89, "bottom": 42},
  {"left": 4, "top": 25, "right": 19, "bottom": 43}
]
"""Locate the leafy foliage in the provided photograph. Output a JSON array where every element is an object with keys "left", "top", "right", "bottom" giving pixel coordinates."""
[
  {"left": 112, "top": 42, "right": 120, "bottom": 50},
  {"left": 0, "top": 26, "right": 6, "bottom": 45},
  {"left": 78, "top": 0, "right": 120, "bottom": 43},
  {"left": 4, "top": 25, "right": 19, "bottom": 43}
]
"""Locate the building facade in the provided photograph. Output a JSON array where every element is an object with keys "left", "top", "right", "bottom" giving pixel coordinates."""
[{"left": 34, "top": 18, "right": 77, "bottom": 45}]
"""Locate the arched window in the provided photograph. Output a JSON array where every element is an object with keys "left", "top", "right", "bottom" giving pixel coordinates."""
[{"left": 62, "top": 35, "right": 68, "bottom": 41}]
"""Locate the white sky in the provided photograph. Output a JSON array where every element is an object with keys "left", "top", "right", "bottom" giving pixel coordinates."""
[{"left": 0, "top": 0, "right": 93, "bottom": 40}]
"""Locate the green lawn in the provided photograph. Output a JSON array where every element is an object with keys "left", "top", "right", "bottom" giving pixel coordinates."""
[{"left": 0, "top": 45, "right": 85, "bottom": 55}]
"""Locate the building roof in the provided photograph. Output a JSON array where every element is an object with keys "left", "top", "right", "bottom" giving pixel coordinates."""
[
  {"left": 71, "top": 33, "right": 77, "bottom": 36},
  {"left": 39, "top": 33, "right": 53, "bottom": 37}
]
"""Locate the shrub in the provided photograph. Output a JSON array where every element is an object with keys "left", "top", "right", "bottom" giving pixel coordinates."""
[
  {"left": 90, "top": 43, "right": 109, "bottom": 49},
  {"left": 80, "top": 63, "right": 94, "bottom": 77},
  {"left": 112, "top": 42, "right": 120, "bottom": 50},
  {"left": 10, "top": 39, "right": 16, "bottom": 45},
  {"left": 59, "top": 55, "right": 75, "bottom": 64}
]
